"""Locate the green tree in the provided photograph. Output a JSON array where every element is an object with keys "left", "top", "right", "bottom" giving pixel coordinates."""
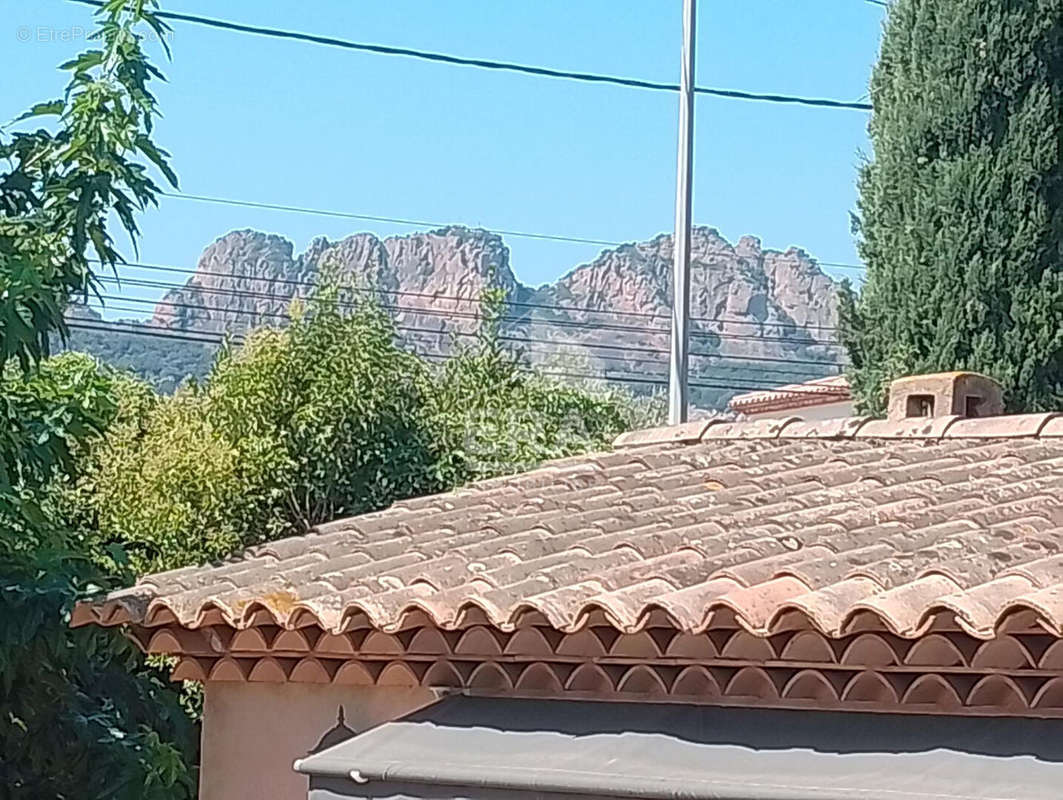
[
  {"left": 840, "top": 0, "right": 1063, "bottom": 413},
  {"left": 86, "top": 293, "right": 441, "bottom": 573},
  {"left": 83, "top": 287, "right": 649, "bottom": 576},
  {"left": 430, "top": 285, "right": 656, "bottom": 481},
  {"left": 0, "top": 2, "right": 196, "bottom": 796},
  {"left": 1, "top": 356, "right": 197, "bottom": 800}
]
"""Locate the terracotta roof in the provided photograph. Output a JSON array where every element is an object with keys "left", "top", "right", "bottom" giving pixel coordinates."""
[
  {"left": 159, "top": 623, "right": 1063, "bottom": 717},
  {"left": 729, "top": 375, "right": 851, "bottom": 415},
  {"left": 77, "top": 412, "right": 1063, "bottom": 641}
]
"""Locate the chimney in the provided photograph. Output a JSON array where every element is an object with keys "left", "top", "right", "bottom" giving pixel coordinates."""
[{"left": 887, "top": 372, "right": 1003, "bottom": 422}]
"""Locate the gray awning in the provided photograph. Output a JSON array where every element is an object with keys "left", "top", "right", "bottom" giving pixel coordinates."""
[{"left": 296, "top": 696, "right": 1063, "bottom": 800}]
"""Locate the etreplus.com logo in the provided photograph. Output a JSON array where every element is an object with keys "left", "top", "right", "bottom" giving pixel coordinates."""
[{"left": 15, "top": 24, "right": 172, "bottom": 44}]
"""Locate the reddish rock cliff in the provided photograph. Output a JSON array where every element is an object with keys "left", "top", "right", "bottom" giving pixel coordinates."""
[{"left": 152, "top": 225, "right": 842, "bottom": 408}]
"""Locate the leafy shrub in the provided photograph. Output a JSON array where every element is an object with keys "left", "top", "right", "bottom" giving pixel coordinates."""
[{"left": 81, "top": 289, "right": 654, "bottom": 575}]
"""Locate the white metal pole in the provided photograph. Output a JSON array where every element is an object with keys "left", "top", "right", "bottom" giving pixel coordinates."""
[{"left": 668, "top": 0, "right": 696, "bottom": 425}]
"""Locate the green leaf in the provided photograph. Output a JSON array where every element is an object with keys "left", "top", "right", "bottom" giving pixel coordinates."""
[
  {"left": 134, "top": 135, "right": 178, "bottom": 188},
  {"left": 59, "top": 50, "right": 105, "bottom": 73},
  {"left": 14, "top": 100, "right": 64, "bottom": 122},
  {"left": 104, "top": 543, "right": 130, "bottom": 566}
]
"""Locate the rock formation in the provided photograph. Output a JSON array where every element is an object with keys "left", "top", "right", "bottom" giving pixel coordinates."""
[{"left": 136, "top": 224, "right": 842, "bottom": 408}]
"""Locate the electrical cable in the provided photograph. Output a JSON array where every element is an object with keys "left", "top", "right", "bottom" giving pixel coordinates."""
[
  {"left": 65, "top": 319, "right": 849, "bottom": 396},
  {"left": 104, "top": 256, "right": 849, "bottom": 333},
  {"left": 163, "top": 192, "right": 621, "bottom": 248},
  {"left": 68, "top": 0, "right": 872, "bottom": 111},
  {"left": 96, "top": 294, "right": 843, "bottom": 380},
  {"left": 85, "top": 288, "right": 846, "bottom": 369},
  {"left": 157, "top": 193, "right": 869, "bottom": 276},
  {"left": 95, "top": 273, "right": 847, "bottom": 348}
]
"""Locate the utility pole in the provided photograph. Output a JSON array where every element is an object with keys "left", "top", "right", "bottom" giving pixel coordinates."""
[{"left": 668, "top": 0, "right": 696, "bottom": 425}]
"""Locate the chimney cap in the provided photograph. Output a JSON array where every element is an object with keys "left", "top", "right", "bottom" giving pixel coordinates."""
[{"left": 887, "top": 371, "right": 1003, "bottom": 422}]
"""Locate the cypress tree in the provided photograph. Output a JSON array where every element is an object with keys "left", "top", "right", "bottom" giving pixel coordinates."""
[{"left": 841, "top": 0, "right": 1063, "bottom": 413}]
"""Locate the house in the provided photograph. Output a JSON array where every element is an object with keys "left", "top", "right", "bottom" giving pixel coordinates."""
[
  {"left": 74, "top": 371, "right": 1063, "bottom": 800},
  {"left": 729, "top": 374, "right": 853, "bottom": 420}
]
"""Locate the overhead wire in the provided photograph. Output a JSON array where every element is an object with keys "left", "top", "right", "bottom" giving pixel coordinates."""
[
  {"left": 159, "top": 193, "right": 869, "bottom": 275},
  {"left": 95, "top": 294, "right": 842, "bottom": 381},
  {"left": 66, "top": 319, "right": 238, "bottom": 347},
  {"left": 94, "top": 273, "right": 848, "bottom": 349},
  {"left": 64, "top": 318, "right": 849, "bottom": 397},
  {"left": 158, "top": 193, "right": 870, "bottom": 275},
  {"left": 68, "top": 0, "right": 872, "bottom": 111},
  {"left": 103, "top": 257, "right": 850, "bottom": 333},
  {"left": 816, "top": 265, "right": 867, "bottom": 274},
  {"left": 83, "top": 275, "right": 849, "bottom": 369},
  {"left": 59, "top": 1, "right": 866, "bottom": 391},
  {"left": 162, "top": 193, "right": 622, "bottom": 248}
]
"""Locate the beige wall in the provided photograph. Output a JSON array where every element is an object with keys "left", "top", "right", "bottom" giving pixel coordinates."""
[
  {"left": 745, "top": 400, "right": 854, "bottom": 423},
  {"left": 200, "top": 682, "right": 437, "bottom": 800}
]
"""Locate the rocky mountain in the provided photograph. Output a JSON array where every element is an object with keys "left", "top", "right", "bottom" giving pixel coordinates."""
[{"left": 73, "top": 225, "right": 844, "bottom": 409}]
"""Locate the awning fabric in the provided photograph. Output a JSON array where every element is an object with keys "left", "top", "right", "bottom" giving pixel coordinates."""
[{"left": 295, "top": 696, "right": 1063, "bottom": 800}]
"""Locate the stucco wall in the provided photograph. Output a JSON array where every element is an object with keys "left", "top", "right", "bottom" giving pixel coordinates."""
[
  {"left": 200, "top": 682, "right": 437, "bottom": 800},
  {"left": 745, "top": 400, "right": 854, "bottom": 422}
]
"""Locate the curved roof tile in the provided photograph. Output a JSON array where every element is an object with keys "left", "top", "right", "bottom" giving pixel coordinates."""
[{"left": 77, "top": 417, "right": 1063, "bottom": 640}]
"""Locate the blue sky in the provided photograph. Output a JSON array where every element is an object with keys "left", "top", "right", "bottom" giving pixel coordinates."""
[{"left": 3, "top": 1, "right": 883, "bottom": 317}]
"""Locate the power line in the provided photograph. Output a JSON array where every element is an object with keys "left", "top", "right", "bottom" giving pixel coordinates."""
[
  {"left": 812, "top": 260, "right": 866, "bottom": 272},
  {"left": 55, "top": 3, "right": 865, "bottom": 395},
  {"left": 164, "top": 192, "right": 622, "bottom": 248},
  {"left": 93, "top": 288, "right": 849, "bottom": 370},
  {"left": 96, "top": 294, "right": 842, "bottom": 380},
  {"left": 106, "top": 257, "right": 849, "bottom": 333},
  {"left": 695, "top": 87, "right": 869, "bottom": 111},
  {"left": 97, "top": 291, "right": 841, "bottom": 383},
  {"left": 94, "top": 273, "right": 847, "bottom": 348},
  {"left": 68, "top": 0, "right": 871, "bottom": 111},
  {"left": 101, "top": 304, "right": 832, "bottom": 384},
  {"left": 160, "top": 192, "right": 869, "bottom": 275},
  {"left": 99, "top": 291, "right": 840, "bottom": 369},
  {"left": 64, "top": 318, "right": 849, "bottom": 397},
  {"left": 66, "top": 319, "right": 240, "bottom": 347}
]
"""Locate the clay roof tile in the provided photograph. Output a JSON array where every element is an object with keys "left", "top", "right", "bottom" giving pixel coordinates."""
[{"left": 76, "top": 415, "right": 1063, "bottom": 642}]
